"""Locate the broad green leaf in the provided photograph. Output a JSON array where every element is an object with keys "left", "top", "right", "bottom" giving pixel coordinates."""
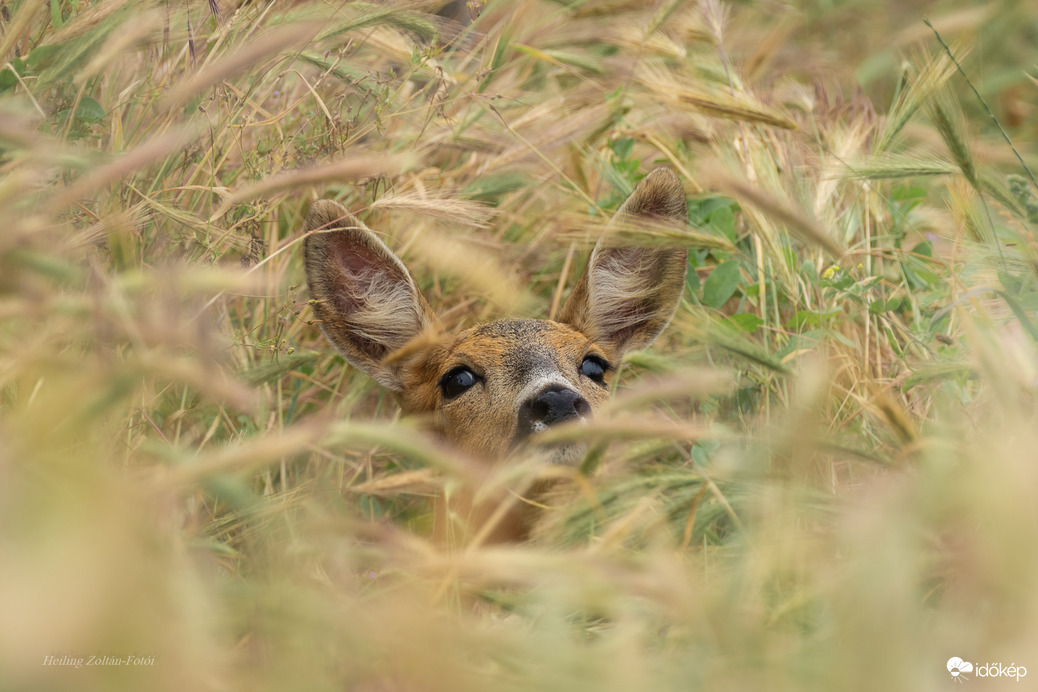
[
  {"left": 707, "top": 205, "right": 736, "bottom": 241},
  {"left": 702, "top": 260, "right": 742, "bottom": 309},
  {"left": 76, "top": 97, "right": 106, "bottom": 123}
]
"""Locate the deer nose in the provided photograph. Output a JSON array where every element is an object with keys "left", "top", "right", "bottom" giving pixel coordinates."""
[{"left": 519, "top": 385, "right": 591, "bottom": 436}]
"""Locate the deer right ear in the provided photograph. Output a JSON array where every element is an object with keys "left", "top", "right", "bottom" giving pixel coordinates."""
[
  {"left": 303, "top": 199, "right": 434, "bottom": 391},
  {"left": 558, "top": 168, "right": 689, "bottom": 355}
]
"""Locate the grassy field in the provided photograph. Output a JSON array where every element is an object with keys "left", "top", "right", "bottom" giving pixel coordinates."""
[{"left": 2, "top": 0, "right": 1038, "bottom": 690}]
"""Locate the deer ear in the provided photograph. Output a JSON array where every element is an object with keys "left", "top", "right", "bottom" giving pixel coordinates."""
[
  {"left": 558, "top": 168, "right": 688, "bottom": 355},
  {"left": 303, "top": 200, "right": 433, "bottom": 391}
]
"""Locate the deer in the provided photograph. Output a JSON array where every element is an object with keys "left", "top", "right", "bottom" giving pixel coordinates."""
[{"left": 303, "top": 168, "right": 689, "bottom": 545}]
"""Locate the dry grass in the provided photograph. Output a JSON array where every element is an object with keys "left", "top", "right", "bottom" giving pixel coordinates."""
[{"left": 2, "top": 0, "right": 1038, "bottom": 690}]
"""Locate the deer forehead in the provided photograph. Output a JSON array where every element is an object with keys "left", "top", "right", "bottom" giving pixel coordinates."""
[
  {"left": 429, "top": 318, "right": 605, "bottom": 388},
  {"left": 449, "top": 318, "right": 599, "bottom": 383}
]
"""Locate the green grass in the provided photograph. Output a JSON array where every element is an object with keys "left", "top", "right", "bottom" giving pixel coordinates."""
[{"left": 2, "top": 0, "right": 1038, "bottom": 690}]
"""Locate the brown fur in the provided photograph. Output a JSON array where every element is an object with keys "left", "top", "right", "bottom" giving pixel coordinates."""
[{"left": 304, "top": 168, "right": 689, "bottom": 544}]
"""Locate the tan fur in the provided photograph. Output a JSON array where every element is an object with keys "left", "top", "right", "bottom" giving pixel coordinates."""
[{"left": 303, "top": 169, "right": 688, "bottom": 543}]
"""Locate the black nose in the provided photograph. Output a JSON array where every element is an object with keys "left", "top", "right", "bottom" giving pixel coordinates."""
[{"left": 516, "top": 385, "right": 590, "bottom": 441}]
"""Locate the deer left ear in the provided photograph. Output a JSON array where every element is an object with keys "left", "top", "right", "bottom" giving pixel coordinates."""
[
  {"left": 558, "top": 168, "right": 689, "bottom": 355},
  {"left": 303, "top": 199, "right": 434, "bottom": 391}
]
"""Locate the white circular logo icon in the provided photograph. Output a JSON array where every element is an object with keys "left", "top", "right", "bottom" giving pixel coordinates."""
[{"left": 948, "top": 657, "right": 974, "bottom": 680}]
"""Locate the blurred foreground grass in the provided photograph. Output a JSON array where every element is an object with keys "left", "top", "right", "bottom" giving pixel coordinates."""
[{"left": 2, "top": 0, "right": 1038, "bottom": 690}]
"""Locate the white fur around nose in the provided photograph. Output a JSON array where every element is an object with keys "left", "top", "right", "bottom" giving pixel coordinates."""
[{"left": 530, "top": 418, "right": 589, "bottom": 434}]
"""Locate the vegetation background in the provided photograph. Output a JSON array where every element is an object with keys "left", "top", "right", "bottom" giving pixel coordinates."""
[{"left": 2, "top": 0, "right": 1037, "bottom": 690}]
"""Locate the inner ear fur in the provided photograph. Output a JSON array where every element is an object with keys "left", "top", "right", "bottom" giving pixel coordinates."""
[
  {"left": 303, "top": 199, "right": 433, "bottom": 390},
  {"left": 558, "top": 168, "right": 689, "bottom": 354}
]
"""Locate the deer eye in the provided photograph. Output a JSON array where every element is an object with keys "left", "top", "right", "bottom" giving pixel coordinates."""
[
  {"left": 439, "top": 366, "right": 480, "bottom": 400},
  {"left": 579, "top": 355, "right": 609, "bottom": 384}
]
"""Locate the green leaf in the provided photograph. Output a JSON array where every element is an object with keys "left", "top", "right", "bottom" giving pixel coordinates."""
[
  {"left": 685, "top": 261, "right": 701, "bottom": 293},
  {"left": 0, "top": 58, "right": 26, "bottom": 93},
  {"left": 906, "top": 266, "right": 938, "bottom": 288},
  {"left": 869, "top": 297, "right": 905, "bottom": 314},
  {"left": 75, "top": 97, "right": 106, "bottom": 123},
  {"left": 801, "top": 259, "right": 819, "bottom": 286},
  {"left": 824, "top": 268, "right": 855, "bottom": 289},
  {"left": 51, "top": 0, "right": 66, "bottom": 27},
  {"left": 461, "top": 172, "right": 527, "bottom": 201},
  {"left": 789, "top": 310, "right": 820, "bottom": 328},
  {"left": 702, "top": 260, "right": 742, "bottom": 309},
  {"left": 787, "top": 307, "right": 842, "bottom": 329},
  {"left": 689, "top": 195, "right": 738, "bottom": 225},
  {"left": 728, "top": 313, "right": 763, "bottom": 333},
  {"left": 884, "top": 325, "right": 904, "bottom": 356},
  {"left": 690, "top": 440, "right": 720, "bottom": 466},
  {"left": 609, "top": 136, "right": 635, "bottom": 160},
  {"left": 892, "top": 184, "right": 928, "bottom": 202},
  {"left": 910, "top": 240, "right": 933, "bottom": 258},
  {"left": 26, "top": 44, "right": 63, "bottom": 71},
  {"left": 707, "top": 205, "right": 736, "bottom": 242}
]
